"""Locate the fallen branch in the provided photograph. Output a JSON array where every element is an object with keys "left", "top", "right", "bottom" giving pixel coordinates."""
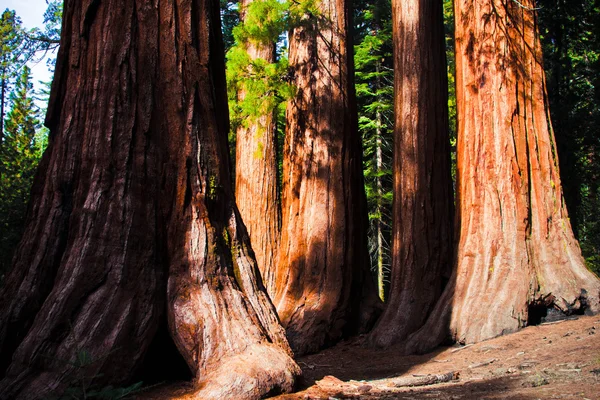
[
  {"left": 316, "top": 371, "right": 459, "bottom": 395},
  {"left": 380, "top": 371, "right": 459, "bottom": 388}
]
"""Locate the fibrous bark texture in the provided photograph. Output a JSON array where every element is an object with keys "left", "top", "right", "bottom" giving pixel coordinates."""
[
  {"left": 404, "top": 0, "right": 600, "bottom": 353},
  {"left": 274, "top": 0, "right": 379, "bottom": 355},
  {"left": 0, "top": 1, "right": 299, "bottom": 399},
  {"left": 369, "top": 0, "right": 454, "bottom": 347},
  {"left": 234, "top": 0, "right": 280, "bottom": 298}
]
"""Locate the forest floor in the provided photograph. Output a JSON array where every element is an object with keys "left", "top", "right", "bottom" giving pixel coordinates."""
[
  {"left": 137, "top": 316, "right": 600, "bottom": 399},
  {"left": 272, "top": 316, "right": 600, "bottom": 400}
]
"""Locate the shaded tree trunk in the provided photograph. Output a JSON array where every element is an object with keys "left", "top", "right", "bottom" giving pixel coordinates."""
[
  {"left": 375, "top": 101, "right": 385, "bottom": 301},
  {"left": 369, "top": 0, "right": 454, "bottom": 347},
  {"left": 234, "top": 0, "right": 280, "bottom": 297},
  {"left": 403, "top": 0, "right": 600, "bottom": 354},
  {"left": 1, "top": 72, "right": 6, "bottom": 145},
  {"left": 274, "top": 0, "right": 380, "bottom": 355},
  {"left": 0, "top": 1, "right": 299, "bottom": 399}
]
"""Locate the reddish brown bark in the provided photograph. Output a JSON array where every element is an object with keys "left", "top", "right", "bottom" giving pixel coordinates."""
[
  {"left": 234, "top": 0, "right": 280, "bottom": 297},
  {"left": 404, "top": 0, "right": 600, "bottom": 353},
  {"left": 369, "top": 0, "right": 454, "bottom": 347},
  {"left": 274, "top": 0, "right": 380, "bottom": 355},
  {"left": 0, "top": 1, "right": 299, "bottom": 399}
]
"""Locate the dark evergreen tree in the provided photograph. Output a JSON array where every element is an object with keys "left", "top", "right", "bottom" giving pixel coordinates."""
[
  {"left": 0, "top": 9, "right": 24, "bottom": 145},
  {"left": 354, "top": 0, "right": 394, "bottom": 301},
  {"left": 0, "top": 66, "right": 42, "bottom": 277},
  {"left": 221, "top": 0, "right": 241, "bottom": 52},
  {"left": 538, "top": 0, "right": 600, "bottom": 275}
]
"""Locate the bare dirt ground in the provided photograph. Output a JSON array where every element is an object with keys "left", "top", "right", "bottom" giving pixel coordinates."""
[
  {"left": 138, "top": 316, "right": 600, "bottom": 399},
  {"left": 273, "top": 316, "right": 600, "bottom": 400}
]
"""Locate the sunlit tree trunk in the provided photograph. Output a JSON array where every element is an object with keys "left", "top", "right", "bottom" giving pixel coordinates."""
[
  {"left": 274, "top": 0, "right": 380, "bottom": 355},
  {"left": 375, "top": 96, "right": 385, "bottom": 301},
  {"left": 369, "top": 0, "right": 454, "bottom": 347},
  {"left": 0, "top": 1, "right": 299, "bottom": 399},
  {"left": 404, "top": 0, "right": 600, "bottom": 354},
  {"left": 234, "top": 0, "right": 280, "bottom": 297}
]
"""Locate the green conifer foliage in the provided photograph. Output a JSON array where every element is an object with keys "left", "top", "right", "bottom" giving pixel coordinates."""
[
  {"left": 226, "top": 0, "right": 292, "bottom": 131},
  {"left": 538, "top": 0, "right": 600, "bottom": 275},
  {"left": 26, "top": 0, "right": 62, "bottom": 69},
  {"left": 221, "top": 0, "right": 241, "bottom": 52},
  {"left": 354, "top": 0, "right": 394, "bottom": 300},
  {"left": 443, "top": 0, "right": 457, "bottom": 184},
  {"left": 0, "top": 9, "right": 25, "bottom": 144},
  {"left": 225, "top": 0, "right": 300, "bottom": 178},
  {"left": 0, "top": 66, "right": 43, "bottom": 277}
]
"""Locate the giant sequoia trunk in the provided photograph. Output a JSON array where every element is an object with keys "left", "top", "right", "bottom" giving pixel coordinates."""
[
  {"left": 369, "top": 0, "right": 454, "bottom": 347},
  {"left": 403, "top": 0, "right": 600, "bottom": 354},
  {"left": 0, "top": 1, "right": 299, "bottom": 399},
  {"left": 234, "top": 0, "right": 280, "bottom": 297},
  {"left": 274, "top": 0, "right": 379, "bottom": 355}
]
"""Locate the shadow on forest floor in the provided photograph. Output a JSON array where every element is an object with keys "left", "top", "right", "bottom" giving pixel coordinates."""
[{"left": 272, "top": 316, "right": 600, "bottom": 399}]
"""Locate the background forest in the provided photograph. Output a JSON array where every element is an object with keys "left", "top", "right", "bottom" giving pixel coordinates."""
[{"left": 0, "top": 0, "right": 598, "bottom": 287}]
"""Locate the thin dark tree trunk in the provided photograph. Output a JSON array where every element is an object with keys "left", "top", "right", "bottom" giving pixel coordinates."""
[
  {"left": 369, "top": 0, "right": 454, "bottom": 347},
  {"left": 1, "top": 73, "right": 6, "bottom": 144},
  {"left": 234, "top": 0, "right": 280, "bottom": 297},
  {"left": 0, "top": 1, "right": 299, "bottom": 399},
  {"left": 403, "top": 0, "right": 600, "bottom": 354},
  {"left": 274, "top": 0, "right": 380, "bottom": 355}
]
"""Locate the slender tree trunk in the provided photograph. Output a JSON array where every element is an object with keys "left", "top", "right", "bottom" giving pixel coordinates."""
[
  {"left": 403, "top": 0, "right": 600, "bottom": 354},
  {"left": 375, "top": 133, "right": 384, "bottom": 302},
  {"left": 375, "top": 61, "right": 386, "bottom": 302},
  {"left": 274, "top": 0, "right": 380, "bottom": 355},
  {"left": 369, "top": 0, "right": 454, "bottom": 347},
  {"left": 234, "top": 0, "right": 280, "bottom": 297},
  {"left": 1, "top": 73, "right": 6, "bottom": 145},
  {"left": 0, "top": 1, "right": 299, "bottom": 399}
]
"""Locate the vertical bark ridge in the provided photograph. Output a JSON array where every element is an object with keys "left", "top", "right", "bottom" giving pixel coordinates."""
[
  {"left": 0, "top": 2, "right": 162, "bottom": 397},
  {"left": 234, "top": 0, "right": 280, "bottom": 298},
  {"left": 368, "top": 0, "right": 454, "bottom": 347},
  {"left": 403, "top": 0, "right": 600, "bottom": 354},
  {"left": 275, "top": 0, "right": 380, "bottom": 356},
  {"left": 0, "top": 1, "right": 300, "bottom": 398}
]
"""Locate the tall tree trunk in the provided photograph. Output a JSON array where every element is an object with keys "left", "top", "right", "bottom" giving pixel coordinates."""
[
  {"left": 234, "top": 0, "right": 280, "bottom": 297},
  {"left": 274, "top": 0, "right": 380, "bottom": 355},
  {"left": 0, "top": 1, "right": 299, "bottom": 399},
  {"left": 403, "top": 0, "right": 600, "bottom": 354},
  {"left": 374, "top": 60, "right": 386, "bottom": 302},
  {"left": 1, "top": 73, "right": 6, "bottom": 145},
  {"left": 369, "top": 0, "right": 454, "bottom": 347}
]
